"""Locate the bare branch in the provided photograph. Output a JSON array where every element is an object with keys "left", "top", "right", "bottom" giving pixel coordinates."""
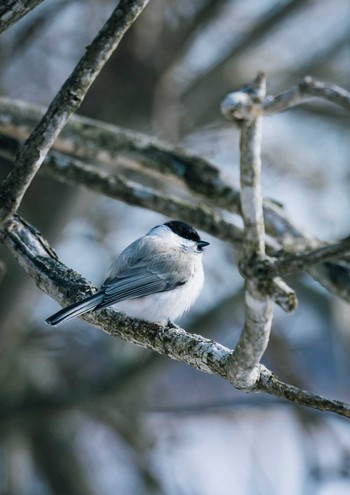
[
  {"left": 274, "top": 236, "right": 350, "bottom": 276},
  {"left": 0, "top": 0, "right": 45, "bottom": 34},
  {"left": 0, "top": 0, "right": 149, "bottom": 223},
  {"left": 0, "top": 96, "right": 336, "bottom": 245},
  {"left": 1, "top": 215, "right": 349, "bottom": 418},
  {"left": 42, "top": 150, "right": 245, "bottom": 246},
  {"left": 183, "top": 0, "right": 309, "bottom": 98},
  {"left": 1, "top": 90, "right": 350, "bottom": 306},
  {"left": 0, "top": 96, "right": 241, "bottom": 214},
  {"left": 0, "top": 215, "right": 232, "bottom": 379},
  {"left": 1, "top": 129, "right": 350, "bottom": 305},
  {"left": 258, "top": 366, "right": 350, "bottom": 417},
  {"left": 223, "top": 73, "right": 275, "bottom": 388},
  {"left": 263, "top": 76, "right": 350, "bottom": 114}
]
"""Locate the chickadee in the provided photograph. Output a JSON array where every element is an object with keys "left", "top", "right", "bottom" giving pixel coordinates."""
[{"left": 46, "top": 220, "right": 209, "bottom": 326}]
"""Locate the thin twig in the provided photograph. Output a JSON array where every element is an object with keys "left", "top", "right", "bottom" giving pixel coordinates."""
[
  {"left": 262, "top": 76, "right": 350, "bottom": 114},
  {"left": 0, "top": 0, "right": 46, "bottom": 34},
  {"left": 1, "top": 215, "right": 349, "bottom": 418},
  {"left": 0, "top": 0, "right": 149, "bottom": 223},
  {"left": 274, "top": 236, "right": 350, "bottom": 275},
  {"left": 258, "top": 366, "right": 350, "bottom": 417}
]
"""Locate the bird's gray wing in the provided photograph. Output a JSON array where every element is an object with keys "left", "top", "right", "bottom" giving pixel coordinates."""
[{"left": 97, "top": 261, "right": 189, "bottom": 310}]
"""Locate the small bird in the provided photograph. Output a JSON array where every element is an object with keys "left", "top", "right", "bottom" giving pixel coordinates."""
[{"left": 46, "top": 220, "right": 209, "bottom": 326}]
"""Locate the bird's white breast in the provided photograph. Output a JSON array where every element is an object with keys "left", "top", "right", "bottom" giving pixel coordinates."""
[{"left": 113, "top": 255, "right": 204, "bottom": 324}]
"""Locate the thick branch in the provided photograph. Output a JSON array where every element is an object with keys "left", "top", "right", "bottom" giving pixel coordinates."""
[
  {"left": 1, "top": 215, "right": 349, "bottom": 418},
  {"left": 0, "top": 0, "right": 45, "bottom": 34},
  {"left": 0, "top": 215, "right": 232, "bottom": 379},
  {"left": 0, "top": 0, "right": 148, "bottom": 223}
]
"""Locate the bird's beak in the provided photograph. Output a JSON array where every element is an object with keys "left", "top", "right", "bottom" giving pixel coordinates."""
[{"left": 197, "top": 240, "right": 210, "bottom": 249}]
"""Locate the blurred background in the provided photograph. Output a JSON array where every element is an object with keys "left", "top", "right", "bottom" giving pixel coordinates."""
[{"left": 1, "top": 0, "right": 350, "bottom": 493}]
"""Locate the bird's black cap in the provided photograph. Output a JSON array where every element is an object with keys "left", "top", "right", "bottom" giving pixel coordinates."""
[{"left": 164, "top": 220, "right": 209, "bottom": 249}]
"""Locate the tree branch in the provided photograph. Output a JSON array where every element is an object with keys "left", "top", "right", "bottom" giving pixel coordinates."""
[
  {"left": 0, "top": 0, "right": 46, "bottom": 34},
  {"left": 223, "top": 73, "right": 275, "bottom": 389},
  {"left": 0, "top": 95, "right": 342, "bottom": 249},
  {"left": 274, "top": 236, "right": 350, "bottom": 276},
  {"left": 258, "top": 366, "right": 350, "bottom": 417},
  {"left": 0, "top": 96, "right": 242, "bottom": 214},
  {"left": 0, "top": 215, "right": 349, "bottom": 418},
  {"left": 0, "top": 0, "right": 149, "bottom": 223},
  {"left": 1, "top": 130, "right": 350, "bottom": 305},
  {"left": 262, "top": 76, "right": 350, "bottom": 114}
]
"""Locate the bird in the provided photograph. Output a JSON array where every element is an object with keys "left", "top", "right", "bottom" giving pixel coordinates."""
[{"left": 46, "top": 220, "right": 209, "bottom": 326}]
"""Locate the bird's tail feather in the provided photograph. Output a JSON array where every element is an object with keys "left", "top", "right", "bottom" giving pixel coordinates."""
[{"left": 45, "top": 292, "right": 104, "bottom": 326}]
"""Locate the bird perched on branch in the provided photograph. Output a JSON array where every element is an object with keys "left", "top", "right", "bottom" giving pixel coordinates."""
[{"left": 46, "top": 220, "right": 209, "bottom": 326}]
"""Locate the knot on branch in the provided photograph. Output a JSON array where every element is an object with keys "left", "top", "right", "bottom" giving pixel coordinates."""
[
  {"left": 298, "top": 75, "right": 315, "bottom": 95},
  {"left": 238, "top": 254, "right": 276, "bottom": 284},
  {"left": 220, "top": 71, "right": 266, "bottom": 125}
]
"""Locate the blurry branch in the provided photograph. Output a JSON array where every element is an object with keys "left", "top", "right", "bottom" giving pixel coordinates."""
[
  {"left": 1, "top": 100, "right": 350, "bottom": 304},
  {"left": 0, "top": 96, "right": 339, "bottom": 240},
  {"left": 159, "top": 0, "right": 225, "bottom": 73},
  {"left": 0, "top": 0, "right": 149, "bottom": 223},
  {"left": 0, "top": 96, "right": 332, "bottom": 241},
  {"left": 42, "top": 151, "right": 244, "bottom": 246},
  {"left": 262, "top": 76, "right": 350, "bottom": 114},
  {"left": 0, "top": 134, "right": 245, "bottom": 246},
  {"left": 0, "top": 0, "right": 45, "bottom": 34},
  {"left": 2, "top": 132, "right": 350, "bottom": 305},
  {"left": 0, "top": 215, "right": 349, "bottom": 419},
  {"left": 0, "top": 259, "right": 6, "bottom": 285},
  {"left": 30, "top": 420, "right": 96, "bottom": 495},
  {"left": 182, "top": 0, "right": 309, "bottom": 99},
  {"left": 0, "top": 96, "right": 242, "bottom": 214},
  {"left": 274, "top": 236, "right": 350, "bottom": 276}
]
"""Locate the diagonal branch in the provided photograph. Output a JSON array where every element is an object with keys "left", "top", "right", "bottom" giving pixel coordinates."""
[
  {"left": 0, "top": 0, "right": 149, "bottom": 223},
  {"left": 0, "top": 96, "right": 242, "bottom": 214},
  {"left": 1, "top": 130, "right": 350, "bottom": 305},
  {"left": 0, "top": 0, "right": 46, "bottom": 34},
  {"left": 1, "top": 215, "right": 349, "bottom": 418},
  {"left": 0, "top": 95, "right": 342, "bottom": 246}
]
